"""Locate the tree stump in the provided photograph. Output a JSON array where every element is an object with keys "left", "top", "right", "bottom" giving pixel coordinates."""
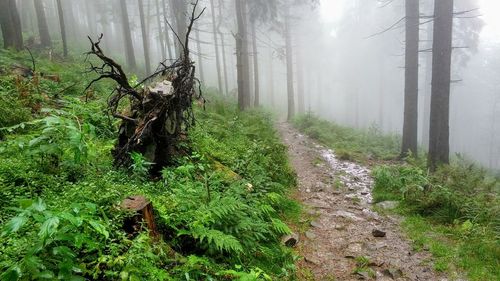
[{"left": 121, "top": 195, "right": 159, "bottom": 240}]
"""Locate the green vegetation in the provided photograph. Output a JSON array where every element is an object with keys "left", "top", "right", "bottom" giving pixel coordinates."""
[
  {"left": 294, "top": 114, "right": 500, "bottom": 281},
  {"left": 0, "top": 51, "right": 299, "bottom": 280},
  {"left": 293, "top": 114, "right": 400, "bottom": 162}
]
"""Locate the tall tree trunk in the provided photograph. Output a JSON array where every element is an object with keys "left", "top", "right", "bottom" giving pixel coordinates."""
[
  {"left": 428, "top": 0, "right": 453, "bottom": 170},
  {"left": 268, "top": 49, "right": 274, "bottom": 106},
  {"left": 162, "top": 0, "right": 174, "bottom": 59},
  {"left": 235, "top": 0, "right": 250, "bottom": 110},
  {"left": 138, "top": 0, "right": 151, "bottom": 75},
  {"left": 56, "top": 0, "right": 67, "bottom": 57},
  {"left": 401, "top": 0, "right": 419, "bottom": 157},
  {"left": 0, "top": 0, "right": 23, "bottom": 50},
  {"left": 218, "top": 0, "right": 229, "bottom": 95},
  {"left": 421, "top": 23, "right": 433, "bottom": 149},
  {"left": 120, "top": 0, "right": 137, "bottom": 69},
  {"left": 195, "top": 28, "right": 205, "bottom": 82},
  {"left": 210, "top": 0, "right": 223, "bottom": 94},
  {"left": 251, "top": 21, "right": 260, "bottom": 107},
  {"left": 296, "top": 46, "right": 305, "bottom": 114},
  {"left": 285, "top": 7, "right": 295, "bottom": 121},
  {"left": 171, "top": 0, "right": 187, "bottom": 56},
  {"left": 33, "top": 0, "right": 51, "bottom": 47},
  {"left": 155, "top": 0, "right": 166, "bottom": 60}
]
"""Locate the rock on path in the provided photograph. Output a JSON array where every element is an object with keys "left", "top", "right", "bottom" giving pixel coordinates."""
[{"left": 277, "top": 123, "right": 448, "bottom": 281}]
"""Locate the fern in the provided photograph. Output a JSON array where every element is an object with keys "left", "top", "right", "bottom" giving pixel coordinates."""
[
  {"left": 182, "top": 225, "right": 243, "bottom": 254},
  {"left": 271, "top": 218, "right": 291, "bottom": 235}
]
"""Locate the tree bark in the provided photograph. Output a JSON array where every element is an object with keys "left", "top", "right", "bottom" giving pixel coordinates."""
[
  {"left": 0, "top": 0, "right": 23, "bottom": 50},
  {"left": 428, "top": 0, "right": 454, "bottom": 170},
  {"left": 33, "top": 0, "right": 51, "bottom": 47},
  {"left": 401, "top": 0, "right": 419, "bottom": 157},
  {"left": 162, "top": 0, "right": 174, "bottom": 59},
  {"left": 296, "top": 45, "right": 305, "bottom": 114},
  {"left": 138, "top": 0, "right": 151, "bottom": 75},
  {"left": 195, "top": 27, "right": 205, "bottom": 82},
  {"left": 421, "top": 23, "right": 433, "bottom": 149},
  {"left": 155, "top": 0, "right": 166, "bottom": 60},
  {"left": 235, "top": 0, "right": 250, "bottom": 110},
  {"left": 218, "top": 0, "right": 229, "bottom": 95},
  {"left": 285, "top": 7, "right": 295, "bottom": 121},
  {"left": 171, "top": 0, "right": 187, "bottom": 56},
  {"left": 56, "top": 0, "right": 67, "bottom": 57},
  {"left": 268, "top": 48, "right": 274, "bottom": 106},
  {"left": 210, "top": 0, "right": 223, "bottom": 94},
  {"left": 120, "top": 0, "right": 137, "bottom": 70},
  {"left": 251, "top": 21, "right": 260, "bottom": 107}
]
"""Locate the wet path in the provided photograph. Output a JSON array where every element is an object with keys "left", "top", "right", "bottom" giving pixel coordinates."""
[{"left": 277, "top": 123, "right": 447, "bottom": 281}]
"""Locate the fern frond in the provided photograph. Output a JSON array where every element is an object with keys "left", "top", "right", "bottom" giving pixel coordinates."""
[
  {"left": 271, "top": 219, "right": 291, "bottom": 235},
  {"left": 189, "top": 225, "right": 243, "bottom": 254}
]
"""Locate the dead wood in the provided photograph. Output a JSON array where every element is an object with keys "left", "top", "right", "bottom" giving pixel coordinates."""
[{"left": 85, "top": 1, "right": 205, "bottom": 175}]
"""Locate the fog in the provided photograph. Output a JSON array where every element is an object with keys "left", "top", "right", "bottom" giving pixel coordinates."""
[{"left": 11, "top": 0, "right": 500, "bottom": 170}]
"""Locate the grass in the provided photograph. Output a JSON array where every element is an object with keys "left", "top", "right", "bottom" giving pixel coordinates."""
[
  {"left": 293, "top": 113, "right": 500, "bottom": 281},
  {"left": 0, "top": 50, "right": 300, "bottom": 280}
]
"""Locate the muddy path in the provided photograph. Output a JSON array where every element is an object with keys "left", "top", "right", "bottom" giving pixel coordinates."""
[{"left": 277, "top": 123, "right": 448, "bottom": 281}]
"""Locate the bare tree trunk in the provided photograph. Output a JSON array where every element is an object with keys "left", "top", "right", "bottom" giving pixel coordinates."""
[
  {"left": 285, "top": 7, "right": 295, "bottom": 121},
  {"left": 296, "top": 46, "right": 305, "bottom": 114},
  {"left": 235, "top": 0, "right": 250, "bottom": 110},
  {"left": 0, "top": 0, "right": 23, "bottom": 50},
  {"left": 120, "top": 0, "right": 137, "bottom": 70},
  {"left": 195, "top": 27, "right": 205, "bottom": 82},
  {"left": 218, "top": 0, "right": 228, "bottom": 95},
  {"left": 401, "top": 0, "right": 419, "bottom": 157},
  {"left": 138, "top": 0, "right": 151, "bottom": 75},
  {"left": 171, "top": 0, "right": 187, "bottom": 56},
  {"left": 268, "top": 49, "right": 274, "bottom": 106},
  {"left": 428, "top": 0, "right": 453, "bottom": 170},
  {"left": 162, "top": 0, "right": 174, "bottom": 59},
  {"left": 421, "top": 23, "right": 433, "bottom": 149},
  {"left": 155, "top": 0, "right": 166, "bottom": 60},
  {"left": 251, "top": 21, "right": 260, "bottom": 107},
  {"left": 33, "top": 0, "right": 51, "bottom": 47},
  {"left": 210, "top": 0, "right": 223, "bottom": 93},
  {"left": 56, "top": 0, "right": 67, "bottom": 57}
]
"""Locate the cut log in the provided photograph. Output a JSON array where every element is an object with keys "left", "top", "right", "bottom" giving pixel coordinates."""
[{"left": 121, "top": 195, "right": 159, "bottom": 240}]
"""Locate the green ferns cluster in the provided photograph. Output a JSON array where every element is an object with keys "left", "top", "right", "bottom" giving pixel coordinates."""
[{"left": 0, "top": 52, "right": 298, "bottom": 281}]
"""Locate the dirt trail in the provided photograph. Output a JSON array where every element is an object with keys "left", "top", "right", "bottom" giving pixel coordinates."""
[{"left": 277, "top": 123, "right": 447, "bottom": 281}]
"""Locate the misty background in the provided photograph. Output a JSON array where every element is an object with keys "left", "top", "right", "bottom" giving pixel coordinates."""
[{"left": 9, "top": 0, "right": 500, "bottom": 170}]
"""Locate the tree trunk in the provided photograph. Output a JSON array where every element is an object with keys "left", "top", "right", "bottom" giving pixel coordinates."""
[
  {"left": 171, "top": 0, "right": 187, "bottom": 56},
  {"left": 421, "top": 23, "right": 433, "bottom": 149},
  {"left": 218, "top": 0, "right": 229, "bottom": 95},
  {"left": 285, "top": 8, "right": 295, "bottom": 121},
  {"left": 0, "top": 0, "right": 23, "bottom": 50},
  {"left": 296, "top": 46, "right": 305, "bottom": 114},
  {"left": 138, "top": 0, "right": 151, "bottom": 75},
  {"left": 33, "top": 0, "right": 51, "bottom": 47},
  {"left": 235, "top": 0, "right": 250, "bottom": 110},
  {"left": 251, "top": 21, "right": 260, "bottom": 107},
  {"left": 56, "top": 0, "right": 67, "bottom": 57},
  {"left": 428, "top": 0, "right": 453, "bottom": 170},
  {"left": 155, "top": 0, "right": 166, "bottom": 60},
  {"left": 210, "top": 0, "right": 223, "bottom": 94},
  {"left": 162, "top": 0, "right": 174, "bottom": 59},
  {"left": 268, "top": 48, "right": 274, "bottom": 106},
  {"left": 120, "top": 0, "right": 137, "bottom": 70},
  {"left": 401, "top": 0, "right": 419, "bottom": 158},
  {"left": 195, "top": 28, "right": 205, "bottom": 82}
]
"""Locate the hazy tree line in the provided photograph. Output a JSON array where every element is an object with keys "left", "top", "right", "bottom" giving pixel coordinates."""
[{"left": 0, "top": 0, "right": 498, "bottom": 171}]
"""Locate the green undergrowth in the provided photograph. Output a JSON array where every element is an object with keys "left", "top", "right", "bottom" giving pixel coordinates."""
[
  {"left": 0, "top": 51, "right": 299, "bottom": 280},
  {"left": 293, "top": 114, "right": 499, "bottom": 281},
  {"left": 293, "top": 114, "right": 400, "bottom": 162}
]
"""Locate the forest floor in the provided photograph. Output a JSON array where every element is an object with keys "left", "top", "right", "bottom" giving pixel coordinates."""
[{"left": 277, "top": 122, "right": 449, "bottom": 281}]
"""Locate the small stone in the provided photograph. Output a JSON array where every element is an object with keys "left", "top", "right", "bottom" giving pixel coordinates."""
[
  {"left": 305, "top": 231, "right": 317, "bottom": 239},
  {"left": 372, "top": 228, "right": 386, "bottom": 237},
  {"left": 281, "top": 233, "right": 299, "bottom": 247},
  {"left": 361, "top": 191, "right": 369, "bottom": 195},
  {"left": 304, "top": 255, "right": 320, "bottom": 265},
  {"left": 375, "top": 201, "right": 399, "bottom": 210},
  {"left": 382, "top": 268, "right": 403, "bottom": 279},
  {"left": 306, "top": 188, "right": 311, "bottom": 193},
  {"left": 310, "top": 220, "right": 322, "bottom": 228}
]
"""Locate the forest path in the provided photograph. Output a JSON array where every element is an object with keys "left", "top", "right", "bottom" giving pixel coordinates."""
[{"left": 277, "top": 123, "right": 447, "bottom": 281}]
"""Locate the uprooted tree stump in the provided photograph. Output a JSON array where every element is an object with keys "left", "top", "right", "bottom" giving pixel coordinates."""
[
  {"left": 121, "top": 195, "right": 159, "bottom": 239},
  {"left": 85, "top": 1, "right": 205, "bottom": 176}
]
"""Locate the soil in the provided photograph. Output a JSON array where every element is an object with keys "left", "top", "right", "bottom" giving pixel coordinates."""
[{"left": 277, "top": 123, "right": 449, "bottom": 281}]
